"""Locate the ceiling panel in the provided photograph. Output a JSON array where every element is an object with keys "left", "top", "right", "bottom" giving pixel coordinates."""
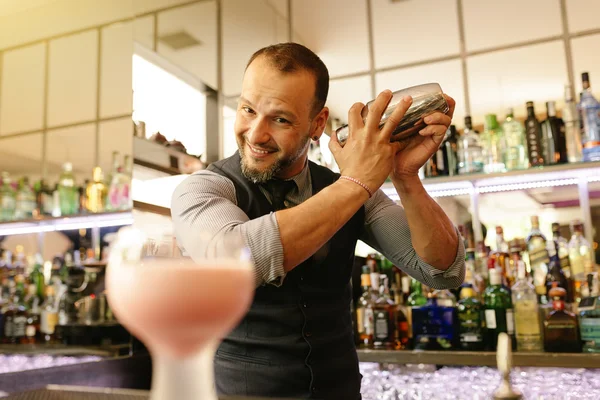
[
  {"left": 46, "top": 123, "right": 96, "bottom": 181},
  {"left": 571, "top": 33, "right": 600, "bottom": 97},
  {"left": 222, "top": 0, "right": 283, "bottom": 96},
  {"left": 466, "top": 40, "right": 568, "bottom": 123},
  {"left": 100, "top": 21, "right": 133, "bottom": 118},
  {"left": 462, "top": 0, "right": 562, "bottom": 52},
  {"left": 0, "top": 43, "right": 46, "bottom": 135},
  {"left": 0, "top": 133, "right": 43, "bottom": 175},
  {"left": 157, "top": 1, "right": 217, "bottom": 89},
  {"left": 326, "top": 75, "right": 372, "bottom": 125},
  {"left": 133, "top": 15, "right": 154, "bottom": 50},
  {"left": 371, "top": 0, "right": 460, "bottom": 69},
  {"left": 566, "top": 0, "right": 600, "bottom": 33},
  {"left": 376, "top": 59, "right": 465, "bottom": 129},
  {"left": 47, "top": 30, "right": 98, "bottom": 127},
  {"left": 292, "top": 0, "right": 369, "bottom": 78}
]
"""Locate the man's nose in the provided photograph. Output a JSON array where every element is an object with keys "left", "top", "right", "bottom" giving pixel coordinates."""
[{"left": 246, "top": 117, "right": 270, "bottom": 144}]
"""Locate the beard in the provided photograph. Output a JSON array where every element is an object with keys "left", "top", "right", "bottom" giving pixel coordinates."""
[{"left": 238, "top": 135, "right": 310, "bottom": 184}]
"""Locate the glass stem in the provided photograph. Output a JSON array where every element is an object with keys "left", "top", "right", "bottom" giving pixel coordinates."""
[{"left": 151, "top": 341, "right": 218, "bottom": 400}]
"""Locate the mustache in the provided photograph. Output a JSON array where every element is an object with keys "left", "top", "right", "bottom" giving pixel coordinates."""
[{"left": 244, "top": 139, "right": 278, "bottom": 152}]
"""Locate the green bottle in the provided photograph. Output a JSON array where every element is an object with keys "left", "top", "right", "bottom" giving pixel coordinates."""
[
  {"left": 480, "top": 114, "right": 506, "bottom": 173},
  {"left": 58, "top": 162, "right": 78, "bottom": 216},
  {"left": 484, "top": 268, "right": 516, "bottom": 350},
  {"left": 407, "top": 278, "right": 427, "bottom": 306},
  {"left": 457, "top": 284, "right": 485, "bottom": 351},
  {"left": 30, "top": 254, "right": 46, "bottom": 301}
]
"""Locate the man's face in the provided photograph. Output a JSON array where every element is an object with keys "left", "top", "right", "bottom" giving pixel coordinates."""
[{"left": 235, "top": 56, "right": 326, "bottom": 183}]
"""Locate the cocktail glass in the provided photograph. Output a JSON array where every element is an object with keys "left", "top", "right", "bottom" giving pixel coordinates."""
[{"left": 105, "top": 228, "right": 254, "bottom": 400}]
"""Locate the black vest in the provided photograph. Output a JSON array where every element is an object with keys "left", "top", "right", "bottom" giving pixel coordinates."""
[{"left": 208, "top": 152, "right": 364, "bottom": 400}]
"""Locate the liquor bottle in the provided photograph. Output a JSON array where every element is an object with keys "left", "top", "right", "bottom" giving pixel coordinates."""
[
  {"left": 30, "top": 254, "right": 46, "bottom": 301},
  {"left": 40, "top": 285, "right": 58, "bottom": 343},
  {"left": 543, "top": 284, "right": 580, "bottom": 352},
  {"left": 480, "top": 114, "right": 506, "bottom": 173},
  {"left": 78, "top": 182, "right": 88, "bottom": 214},
  {"left": 373, "top": 275, "right": 396, "bottom": 349},
  {"left": 491, "top": 226, "right": 511, "bottom": 285},
  {"left": 22, "top": 284, "right": 40, "bottom": 344},
  {"left": 58, "top": 162, "right": 78, "bottom": 216},
  {"left": 484, "top": 268, "right": 516, "bottom": 350},
  {"left": 34, "top": 179, "right": 53, "bottom": 217},
  {"left": 411, "top": 290, "right": 458, "bottom": 350},
  {"left": 546, "top": 240, "right": 572, "bottom": 303},
  {"left": 568, "top": 221, "right": 594, "bottom": 285},
  {"left": 527, "top": 216, "right": 550, "bottom": 302},
  {"left": 541, "top": 101, "right": 567, "bottom": 165},
  {"left": 0, "top": 172, "right": 16, "bottom": 222},
  {"left": 511, "top": 261, "right": 543, "bottom": 352},
  {"left": 407, "top": 278, "right": 427, "bottom": 306},
  {"left": 579, "top": 72, "right": 600, "bottom": 162},
  {"left": 393, "top": 288, "right": 410, "bottom": 350},
  {"left": 14, "top": 177, "right": 36, "bottom": 220},
  {"left": 105, "top": 151, "right": 120, "bottom": 211},
  {"left": 355, "top": 273, "right": 374, "bottom": 348},
  {"left": 86, "top": 167, "right": 108, "bottom": 213},
  {"left": 578, "top": 274, "right": 600, "bottom": 353},
  {"left": 3, "top": 276, "right": 27, "bottom": 344},
  {"left": 365, "top": 253, "right": 381, "bottom": 273},
  {"left": 425, "top": 129, "right": 452, "bottom": 178},
  {"left": 458, "top": 116, "right": 484, "bottom": 174},
  {"left": 552, "top": 223, "right": 572, "bottom": 278},
  {"left": 457, "top": 283, "right": 485, "bottom": 350},
  {"left": 443, "top": 125, "right": 459, "bottom": 176},
  {"left": 51, "top": 183, "right": 61, "bottom": 217},
  {"left": 502, "top": 109, "right": 528, "bottom": 170},
  {"left": 563, "top": 85, "right": 584, "bottom": 163},
  {"left": 579, "top": 262, "right": 598, "bottom": 299},
  {"left": 524, "top": 101, "right": 545, "bottom": 166},
  {"left": 121, "top": 154, "right": 133, "bottom": 210}
]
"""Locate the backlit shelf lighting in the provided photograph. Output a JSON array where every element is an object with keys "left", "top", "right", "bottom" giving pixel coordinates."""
[{"left": 0, "top": 212, "right": 134, "bottom": 236}]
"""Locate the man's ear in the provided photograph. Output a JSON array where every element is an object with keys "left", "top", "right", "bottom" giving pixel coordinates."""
[{"left": 310, "top": 107, "right": 330, "bottom": 140}]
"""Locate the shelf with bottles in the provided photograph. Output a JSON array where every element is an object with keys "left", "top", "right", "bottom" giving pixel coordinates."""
[
  {"left": 392, "top": 71, "right": 600, "bottom": 199},
  {"left": 1, "top": 248, "right": 119, "bottom": 347},
  {"left": 0, "top": 152, "right": 135, "bottom": 235},
  {"left": 354, "top": 219, "right": 600, "bottom": 360}
]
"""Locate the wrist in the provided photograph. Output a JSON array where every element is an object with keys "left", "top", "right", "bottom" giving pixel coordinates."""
[
  {"left": 339, "top": 175, "right": 373, "bottom": 198},
  {"left": 391, "top": 174, "right": 425, "bottom": 196},
  {"left": 336, "top": 177, "right": 371, "bottom": 201}
]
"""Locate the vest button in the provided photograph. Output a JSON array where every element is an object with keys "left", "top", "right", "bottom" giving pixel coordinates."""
[
  {"left": 303, "top": 302, "right": 309, "bottom": 308},
  {"left": 300, "top": 275, "right": 304, "bottom": 281},
  {"left": 305, "top": 331, "right": 312, "bottom": 337},
  {"left": 311, "top": 386, "right": 318, "bottom": 394}
]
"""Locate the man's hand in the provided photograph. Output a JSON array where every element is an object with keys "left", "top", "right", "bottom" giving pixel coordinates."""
[
  {"left": 330, "top": 90, "right": 413, "bottom": 193},
  {"left": 392, "top": 94, "right": 456, "bottom": 180}
]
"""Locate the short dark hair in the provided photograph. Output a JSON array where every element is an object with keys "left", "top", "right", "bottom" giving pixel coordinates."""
[{"left": 246, "top": 42, "right": 329, "bottom": 117}]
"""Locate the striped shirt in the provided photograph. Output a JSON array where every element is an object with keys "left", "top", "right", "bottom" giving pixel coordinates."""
[{"left": 171, "top": 162, "right": 465, "bottom": 289}]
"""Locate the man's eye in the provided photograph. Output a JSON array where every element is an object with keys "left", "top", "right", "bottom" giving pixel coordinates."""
[
  {"left": 274, "top": 117, "right": 290, "bottom": 124},
  {"left": 242, "top": 107, "right": 255, "bottom": 114}
]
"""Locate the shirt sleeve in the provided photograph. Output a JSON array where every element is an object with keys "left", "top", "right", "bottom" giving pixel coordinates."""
[
  {"left": 171, "top": 170, "right": 286, "bottom": 287},
  {"left": 359, "top": 188, "right": 465, "bottom": 290}
]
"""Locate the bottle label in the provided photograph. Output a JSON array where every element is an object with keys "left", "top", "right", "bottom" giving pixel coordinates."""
[
  {"left": 460, "top": 333, "right": 482, "bottom": 343},
  {"left": 485, "top": 309, "right": 497, "bottom": 329},
  {"left": 12, "top": 316, "right": 27, "bottom": 337},
  {"left": 364, "top": 308, "right": 374, "bottom": 336},
  {"left": 26, "top": 325, "right": 36, "bottom": 338},
  {"left": 436, "top": 149, "right": 445, "bottom": 171},
  {"left": 506, "top": 309, "right": 515, "bottom": 334},
  {"left": 374, "top": 311, "right": 389, "bottom": 340},
  {"left": 401, "top": 276, "right": 410, "bottom": 294},
  {"left": 41, "top": 311, "right": 58, "bottom": 334},
  {"left": 356, "top": 308, "right": 365, "bottom": 334},
  {"left": 580, "top": 319, "right": 600, "bottom": 341},
  {"left": 514, "top": 301, "right": 542, "bottom": 342},
  {"left": 3, "top": 316, "right": 14, "bottom": 337}
]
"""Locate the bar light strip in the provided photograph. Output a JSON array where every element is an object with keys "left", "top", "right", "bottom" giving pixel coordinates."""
[{"left": 0, "top": 213, "right": 134, "bottom": 236}]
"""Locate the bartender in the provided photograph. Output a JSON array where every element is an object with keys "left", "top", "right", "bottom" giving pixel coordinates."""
[{"left": 171, "top": 42, "right": 465, "bottom": 399}]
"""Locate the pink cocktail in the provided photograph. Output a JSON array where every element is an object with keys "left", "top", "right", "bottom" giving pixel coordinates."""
[{"left": 106, "top": 229, "right": 254, "bottom": 400}]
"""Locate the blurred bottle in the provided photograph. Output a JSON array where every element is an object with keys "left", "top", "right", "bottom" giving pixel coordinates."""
[
  {"left": 563, "top": 85, "right": 583, "bottom": 163},
  {"left": 457, "top": 283, "right": 484, "bottom": 350},
  {"left": 484, "top": 269, "right": 516, "bottom": 351},
  {"left": 502, "top": 109, "right": 528, "bottom": 170},
  {"left": 569, "top": 220, "right": 594, "bottom": 284},
  {"left": 40, "top": 286, "right": 58, "bottom": 343},
  {"left": 541, "top": 101, "right": 567, "bottom": 165},
  {"left": 543, "top": 284, "right": 580, "bottom": 353},
  {"left": 527, "top": 216, "right": 550, "bottom": 303},
  {"left": 458, "top": 116, "right": 484, "bottom": 174},
  {"left": 15, "top": 177, "right": 36, "bottom": 220},
  {"left": 355, "top": 273, "right": 375, "bottom": 348},
  {"left": 58, "top": 162, "right": 78, "bottom": 216},
  {"left": 0, "top": 172, "right": 16, "bottom": 222},
  {"left": 579, "top": 72, "right": 600, "bottom": 162},
  {"left": 86, "top": 167, "right": 108, "bottom": 213},
  {"left": 512, "top": 261, "right": 543, "bottom": 352},
  {"left": 524, "top": 101, "right": 545, "bottom": 167},
  {"left": 481, "top": 114, "right": 506, "bottom": 173},
  {"left": 373, "top": 275, "right": 396, "bottom": 350}
]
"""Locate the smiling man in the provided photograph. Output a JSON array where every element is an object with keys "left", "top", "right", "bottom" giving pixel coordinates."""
[{"left": 171, "top": 43, "right": 465, "bottom": 399}]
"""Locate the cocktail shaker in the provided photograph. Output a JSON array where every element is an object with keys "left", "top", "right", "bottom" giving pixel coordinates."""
[{"left": 335, "top": 83, "right": 449, "bottom": 146}]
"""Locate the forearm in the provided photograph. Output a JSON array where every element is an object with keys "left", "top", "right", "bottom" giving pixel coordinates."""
[
  {"left": 392, "top": 175, "right": 459, "bottom": 270},
  {"left": 277, "top": 179, "right": 369, "bottom": 271}
]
